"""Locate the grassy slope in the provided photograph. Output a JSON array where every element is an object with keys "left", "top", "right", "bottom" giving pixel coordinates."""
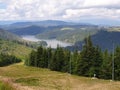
[
  {"left": 107, "top": 27, "right": 120, "bottom": 32},
  {"left": 0, "top": 81, "right": 15, "bottom": 90},
  {"left": 0, "top": 63, "right": 120, "bottom": 90},
  {"left": 0, "top": 39, "right": 32, "bottom": 60}
]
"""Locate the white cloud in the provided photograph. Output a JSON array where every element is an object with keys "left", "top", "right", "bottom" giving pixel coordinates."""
[
  {"left": 0, "top": 0, "right": 120, "bottom": 21},
  {"left": 63, "top": 8, "right": 120, "bottom": 20},
  {"left": 83, "top": 0, "right": 120, "bottom": 7}
]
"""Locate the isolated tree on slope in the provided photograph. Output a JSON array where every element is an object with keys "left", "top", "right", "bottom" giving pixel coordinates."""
[{"left": 77, "top": 36, "right": 102, "bottom": 77}]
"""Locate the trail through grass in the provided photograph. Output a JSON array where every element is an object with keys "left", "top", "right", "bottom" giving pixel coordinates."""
[{"left": 0, "top": 63, "right": 120, "bottom": 90}]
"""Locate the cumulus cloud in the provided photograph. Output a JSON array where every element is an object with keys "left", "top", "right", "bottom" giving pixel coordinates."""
[
  {"left": 63, "top": 8, "right": 120, "bottom": 20},
  {"left": 83, "top": 0, "right": 120, "bottom": 8},
  {"left": 0, "top": 0, "right": 120, "bottom": 21}
]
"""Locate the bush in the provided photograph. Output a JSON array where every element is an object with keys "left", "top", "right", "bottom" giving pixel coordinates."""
[{"left": 0, "top": 54, "right": 21, "bottom": 67}]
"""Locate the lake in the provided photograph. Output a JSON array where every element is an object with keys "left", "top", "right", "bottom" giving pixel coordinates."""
[{"left": 21, "top": 35, "right": 72, "bottom": 48}]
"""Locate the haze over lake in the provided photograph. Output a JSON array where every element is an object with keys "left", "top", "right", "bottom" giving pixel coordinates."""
[{"left": 22, "top": 35, "right": 72, "bottom": 48}]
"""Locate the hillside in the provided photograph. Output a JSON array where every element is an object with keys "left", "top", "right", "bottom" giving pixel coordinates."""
[
  {"left": 0, "top": 28, "right": 22, "bottom": 41},
  {"left": 11, "top": 20, "right": 72, "bottom": 27},
  {"left": 36, "top": 25, "right": 99, "bottom": 43},
  {"left": 0, "top": 81, "right": 15, "bottom": 90},
  {"left": 7, "top": 25, "right": 66, "bottom": 36},
  {"left": 72, "top": 30, "right": 120, "bottom": 51},
  {"left": 1, "top": 21, "right": 120, "bottom": 51},
  {"left": 0, "top": 20, "right": 97, "bottom": 38},
  {"left": 0, "top": 63, "right": 119, "bottom": 90},
  {"left": 0, "top": 20, "right": 77, "bottom": 30},
  {"left": 0, "top": 39, "right": 32, "bottom": 59},
  {"left": 0, "top": 28, "right": 47, "bottom": 49},
  {"left": 9, "top": 25, "right": 47, "bottom": 35},
  {"left": 92, "top": 30, "right": 120, "bottom": 50}
]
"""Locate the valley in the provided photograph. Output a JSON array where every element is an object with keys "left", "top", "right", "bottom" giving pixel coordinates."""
[
  {"left": 0, "top": 20, "right": 120, "bottom": 90},
  {"left": 3, "top": 20, "right": 120, "bottom": 51},
  {"left": 1, "top": 0, "right": 120, "bottom": 90},
  {"left": 22, "top": 35, "right": 72, "bottom": 48}
]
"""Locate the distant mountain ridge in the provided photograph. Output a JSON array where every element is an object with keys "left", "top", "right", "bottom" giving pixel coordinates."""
[
  {"left": 11, "top": 20, "right": 71, "bottom": 26},
  {"left": 9, "top": 25, "right": 46, "bottom": 35},
  {"left": 0, "top": 20, "right": 93, "bottom": 30},
  {"left": 67, "top": 30, "right": 120, "bottom": 51},
  {"left": 1, "top": 20, "right": 120, "bottom": 51},
  {"left": 11, "top": 20, "right": 92, "bottom": 27},
  {"left": 0, "top": 28, "right": 22, "bottom": 41}
]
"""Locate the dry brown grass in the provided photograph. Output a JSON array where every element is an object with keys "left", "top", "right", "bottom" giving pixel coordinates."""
[{"left": 0, "top": 63, "right": 120, "bottom": 90}]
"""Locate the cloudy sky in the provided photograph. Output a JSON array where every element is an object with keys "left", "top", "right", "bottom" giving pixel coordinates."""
[{"left": 0, "top": 0, "right": 120, "bottom": 25}]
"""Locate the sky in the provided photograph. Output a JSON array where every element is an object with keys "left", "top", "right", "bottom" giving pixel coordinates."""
[{"left": 0, "top": 0, "right": 120, "bottom": 25}]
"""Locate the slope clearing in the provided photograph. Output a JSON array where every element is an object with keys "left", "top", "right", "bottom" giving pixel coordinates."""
[
  {"left": 0, "top": 63, "right": 120, "bottom": 90},
  {"left": 0, "top": 39, "right": 32, "bottom": 59}
]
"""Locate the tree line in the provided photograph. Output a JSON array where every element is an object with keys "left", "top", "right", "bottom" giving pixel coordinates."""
[
  {"left": 25, "top": 36, "right": 120, "bottom": 81},
  {"left": 0, "top": 53, "right": 21, "bottom": 67}
]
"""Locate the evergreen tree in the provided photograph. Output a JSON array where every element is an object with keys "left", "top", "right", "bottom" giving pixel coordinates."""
[
  {"left": 78, "top": 36, "right": 94, "bottom": 76},
  {"left": 36, "top": 46, "right": 44, "bottom": 67},
  {"left": 89, "top": 46, "right": 103, "bottom": 78},
  {"left": 0, "top": 54, "right": 21, "bottom": 67},
  {"left": 27, "top": 50, "right": 37, "bottom": 66},
  {"left": 71, "top": 50, "right": 79, "bottom": 74},
  {"left": 61, "top": 49, "right": 70, "bottom": 72},
  {"left": 49, "top": 46, "right": 65, "bottom": 71},
  {"left": 114, "top": 46, "right": 120, "bottom": 80},
  {"left": 100, "top": 50, "right": 112, "bottom": 79},
  {"left": 77, "top": 36, "right": 103, "bottom": 77},
  {"left": 42, "top": 48, "right": 47, "bottom": 68},
  {"left": 49, "top": 50, "right": 57, "bottom": 71},
  {"left": 47, "top": 47, "right": 52, "bottom": 69}
]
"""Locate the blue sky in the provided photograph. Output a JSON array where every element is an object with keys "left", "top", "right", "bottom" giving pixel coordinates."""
[
  {"left": 0, "top": 2, "right": 6, "bottom": 9},
  {"left": 0, "top": 0, "right": 120, "bottom": 25}
]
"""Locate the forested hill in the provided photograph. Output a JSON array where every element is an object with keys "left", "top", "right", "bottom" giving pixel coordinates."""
[
  {"left": 91, "top": 30, "right": 120, "bottom": 50},
  {"left": 67, "top": 30, "right": 120, "bottom": 51},
  {"left": 9, "top": 25, "right": 47, "bottom": 35},
  {"left": 0, "top": 28, "right": 22, "bottom": 41}
]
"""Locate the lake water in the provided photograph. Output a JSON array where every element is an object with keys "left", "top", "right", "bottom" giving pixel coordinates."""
[{"left": 21, "top": 35, "right": 72, "bottom": 48}]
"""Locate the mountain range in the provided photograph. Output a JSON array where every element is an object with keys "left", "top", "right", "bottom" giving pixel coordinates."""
[
  {"left": 0, "top": 28, "right": 22, "bottom": 41},
  {"left": 0, "top": 20, "right": 120, "bottom": 51}
]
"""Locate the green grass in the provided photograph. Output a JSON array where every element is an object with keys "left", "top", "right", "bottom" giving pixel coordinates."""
[
  {"left": 61, "top": 27, "right": 74, "bottom": 31},
  {"left": 0, "top": 39, "right": 32, "bottom": 60},
  {"left": 0, "top": 81, "right": 14, "bottom": 90},
  {"left": 15, "top": 77, "right": 39, "bottom": 86},
  {"left": 0, "top": 63, "right": 120, "bottom": 90},
  {"left": 108, "top": 27, "right": 120, "bottom": 32}
]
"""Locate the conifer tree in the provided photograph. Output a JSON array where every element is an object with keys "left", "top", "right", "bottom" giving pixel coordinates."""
[
  {"left": 49, "top": 46, "right": 65, "bottom": 71},
  {"left": 89, "top": 46, "right": 103, "bottom": 78},
  {"left": 49, "top": 50, "right": 57, "bottom": 71},
  {"left": 62, "top": 49, "right": 70, "bottom": 72},
  {"left": 114, "top": 46, "right": 120, "bottom": 80},
  {"left": 100, "top": 50, "right": 112, "bottom": 79},
  {"left": 28, "top": 50, "right": 37, "bottom": 66},
  {"left": 71, "top": 50, "right": 79, "bottom": 74},
  {"left": 77, "top": 36, "right": 103, "bottom": 77},
  {"left": 78, "top": 36, "right": 94, "bottom": 76},
  {"left": 36, "top": 46, "right": 43, "bottom": 67},
  {"left": 47, "top": 47, "right": 52, "bottom": 69}
]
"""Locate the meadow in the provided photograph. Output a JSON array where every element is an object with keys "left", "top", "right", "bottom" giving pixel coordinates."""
[{"left": 0, "top": 63, "right": 120, "bottom": 90}]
